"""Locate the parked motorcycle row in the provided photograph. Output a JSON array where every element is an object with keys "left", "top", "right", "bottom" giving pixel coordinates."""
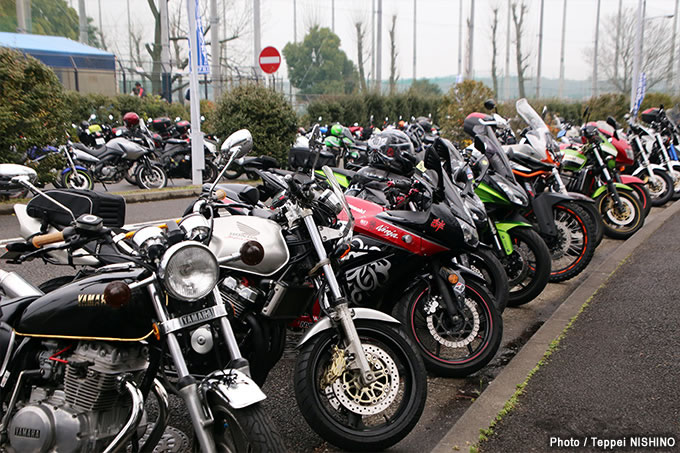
[{"left": 0, "top": 98, "right": 676, "bottom": 452}]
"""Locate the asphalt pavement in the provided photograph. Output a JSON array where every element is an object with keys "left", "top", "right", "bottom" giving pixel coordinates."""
[{"left": 479, "top": 208, "right": 680, "bottom": 453}]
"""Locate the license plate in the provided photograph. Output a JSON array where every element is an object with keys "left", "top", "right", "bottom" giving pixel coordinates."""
[{"left": 95, "top": 138, "right": 105, "bottom": 145}]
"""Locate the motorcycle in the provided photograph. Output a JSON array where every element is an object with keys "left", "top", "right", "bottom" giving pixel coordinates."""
[
  {"left": 0, "top": 164, "right": 37, "bottom": 200},
  {"left": 639, "top": 106, "right": 680, "bottom": 200},
  {"left": 0, "top": 174, "right": 285, "bottom": 451}
]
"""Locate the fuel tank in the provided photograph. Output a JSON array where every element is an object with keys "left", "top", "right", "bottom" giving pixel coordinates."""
[
  {"left": 15, "top": 268, "right": 154, "bottom": 340},
  {"left": 210, "top": 216, "right": 289, "bottom": 276}
]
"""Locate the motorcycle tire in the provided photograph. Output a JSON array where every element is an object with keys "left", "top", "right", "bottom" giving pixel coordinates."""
[
  {"left": 202, "top": 161, "right": 219, "bottom": 183},
  {"left": 545, "top": 202, "right": 597, "bottom": 283},
  {"left": 668, "top": 164, "right": 680, "bottom": 200},
  {"left": 61, "top": 169, "right": 94, "bottom": 190},
  {"left": 395, "top": 278, "right": 502, "bottom": 377},
  {"left": 576, "top": 201, "right": 605, "bottom": 247},
  {"left": 645, "top": 168, "right": 674, "bottom": 206},
  {"left": 504, "top": 227, "right": 552, "bottom": 307},
  {"left": 124, "top": 164, "right": 138, "bottom": 185},
  {"left": 294, "top": 320, "right": 427, "bottom": 451},
  {"left": 596, "top": 190, "right": 644, "bottom": 240},
  {"left": 629, "top": 183, "right": 652, "bottom": 218},
  {"left": 208, "top": 395, "right": 286, "bottom": 453},
  {"left": 222, "top": 166, "right": 244, "bottom": 180},
  {"left": 136, "top": 164, "right": 167, "bottom": 189},
  {"left": 462, "top": 249, "right": 509, "bottom": 313}
]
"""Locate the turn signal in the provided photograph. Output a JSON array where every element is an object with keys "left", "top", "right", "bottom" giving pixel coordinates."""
[
  {"left": 448, "top": 273, "right": 459, "bottom": 285},
  {"left": 240, "top": 240, "right": 265, "bottom": 265},
  {"left": 104, "top": 281, "right": 131, "bottom": 308},
  {"left": 215, "top": 189, "right": 227, "bottom": 200}
]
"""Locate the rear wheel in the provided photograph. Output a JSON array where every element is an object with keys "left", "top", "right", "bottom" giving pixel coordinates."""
[
  {"left": 503, "top": 227, "right": 551, "bottom": 306},
  {"left": 544, "top": 202, "right": 596, "bottom": 283},
  {"left": 136, "top": 164, "right": 167, "bottom": 189},
  {"left": 202, "top": 161, "right": 219, "bottom": 183},
  {"left": 395, "top": 278, "right": 502, "bottom": 377},
  {"left": 597, "top": 190, "right": 644, "bottom": 240}
]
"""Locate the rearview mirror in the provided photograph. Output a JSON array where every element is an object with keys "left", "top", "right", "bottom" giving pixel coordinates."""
[
  {"left": 541, "top": 106, "right": 548, "bottom": 119},
  {"left": 221, "top": 129, "right": 253, "bottom": 158},
  {"left": 606, "top": 116, "right": 618, "bottom": 130},
  {"left": 108, "top": 114, "right": 114, "bottom": 121},
  {"left": 484, "top": 99, "right": 496, "bottom": 111}
]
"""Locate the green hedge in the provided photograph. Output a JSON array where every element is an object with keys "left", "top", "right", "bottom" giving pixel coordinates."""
[
  {"left": 303, "top": 92, "right": 442, "bottom": 128},
  {"left": 208, "top": 84, "right": 297, "bottom": 164}
]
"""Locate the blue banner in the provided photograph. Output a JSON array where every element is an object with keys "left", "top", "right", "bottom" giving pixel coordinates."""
[
  {"left": 189, "top": 0, "right": 209, "bottom": 74},
  {"left": 633, "top": 72, "right": 647, "bottom": 116}
]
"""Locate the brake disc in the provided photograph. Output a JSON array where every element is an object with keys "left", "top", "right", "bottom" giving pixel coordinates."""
[{"left": 427, "top": 297, "right": 480, "bottom": 348}]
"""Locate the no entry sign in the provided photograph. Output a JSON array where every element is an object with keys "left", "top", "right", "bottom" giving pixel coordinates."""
[{"left": 259, "top": 46, "right": 281, "bottom": 74}]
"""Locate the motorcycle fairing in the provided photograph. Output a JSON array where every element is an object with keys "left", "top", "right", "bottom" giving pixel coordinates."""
[{"left": 591, "top": 183, "right": 632, "bottom": 199}]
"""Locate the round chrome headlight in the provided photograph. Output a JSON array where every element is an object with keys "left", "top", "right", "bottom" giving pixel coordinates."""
[
  {"left": 158, "top": 242, "right": 218, "bottom": 301},
  {"left": 179, "top": 213, "right": 211, "bottom": 242}
]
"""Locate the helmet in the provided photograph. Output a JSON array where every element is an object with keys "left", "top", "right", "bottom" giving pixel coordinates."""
[
  {"left": 123, "top": 112, "right": 140, "bottom": 128},
  {"left": 367, "top": 129, "right": 416, "bottom": 175},
  {"left": 330, "top": 124, "right": 344, "bottom": 137}
]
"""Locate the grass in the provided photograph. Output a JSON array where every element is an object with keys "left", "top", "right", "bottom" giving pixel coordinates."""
[{"left": 471, "top": 255, "right": 632, "bottom": 453}]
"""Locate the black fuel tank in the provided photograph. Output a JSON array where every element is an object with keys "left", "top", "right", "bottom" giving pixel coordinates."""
[{"left": 16, "top": 269, "right": 154, "bottom": 339}]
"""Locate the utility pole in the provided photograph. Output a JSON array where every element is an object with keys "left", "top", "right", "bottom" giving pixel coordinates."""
[
  {"left": 614, "top": 0, "right": 622, "bottom": 85},
  {"left": 78, "top": 0, "right": 88, "bottom": 44},
  {"left": 293, "top": 0, "right": 297, "bottom": 43},
  {"left": 253, "top": 0, "right": 261, "bottom": 79},
  {"left": 332, "top": 0, "right": 335, "bottom": 33},
  {"left": 371, "top": 0, "right": 375, "bottom": 89},
  {"left": 536, "top": 0, "right": 544, "bottom": 98},
  {"left": 160, "top": 0, "right": 171, "bottom": 101},
  {"left": 592, "top": 0, "right": 601, "bottom": 97},
  {"left": 631, "top": 0, "right": 644, "bottom": 113},
  {"left": 668, "top": 0, "right": 679, "bottom": 92},
  {"left": 457, "top": 0, "right": 463, "bottom": 78},
  {"left": 558, "top": 0, "right": 567, "bottom": 98},
  {"left": 126, "top": 0, "right": 132, "bottom": 65},
  {"left": 376, "top": 0, "right": 382, "bottom": 92},
  {"left": 25, "top": 0, "right": 31, "bottom": 33},
  {"left": 504, "top": 0, "right": 510, "bottom": 100},
  {"left": 97, "top": 0, "right": 104, "bottom": 47},
  {"left": 187, "top": 0, "right": 205, "bottom": 185},
  {"left": 210, "top": 0, "right": 221, "bottom": 99},
  {"left": 412, "top": 0, "right": 416, "bottom": 83},
  {"left": 15, "top": 0, "right": 27, "bottom": 33},
  {"left": 465, "top": 0, "right": 474, "bottom": 80}
]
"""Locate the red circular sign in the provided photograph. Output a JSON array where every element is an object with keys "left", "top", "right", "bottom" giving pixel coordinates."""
[{"left": 259, "top": 46, "right": 281, "bottom": 74}]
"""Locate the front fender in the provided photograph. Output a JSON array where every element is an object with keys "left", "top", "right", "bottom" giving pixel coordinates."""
[
  {"left": 565, "top": 191, "right": 596, "bottom": 204},
  {"left": 495, "top": 215, "right": 532, "bottom": 255},
  {"left": 203, "top": 369, "right": 266, "bottom": 410},
  {"left": 592, "top": 183, "right": 632, "bottom": 199},
  {"left": 632, "top": 164, "right": 666, "bottom": 179},
  {"left": 618, "top": 175, "right": 645, "bottom": 185},
  {"left": 61, "top": 165, "right": 88, "bottom": 175},
  {"left": 297, "top": 308, "right": 400, "bottom": 348},
  {"left": 531, "top": 192, "right": 578, "bottom": 236}
]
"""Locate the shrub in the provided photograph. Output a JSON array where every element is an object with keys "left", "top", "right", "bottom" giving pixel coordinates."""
[
  {"left": 0, "top": 48, "right": 67, "bottom": 163},
  {"left": 438, "top": 80, "right": 495, "bottom": 146},
  {"left": 210, "top": 84, "right": 297, "bottom": 163}
]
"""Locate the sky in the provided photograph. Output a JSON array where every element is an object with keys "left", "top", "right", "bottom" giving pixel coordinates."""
[{"left": 75, "top": 0, "right": 680, "bottom": 83}]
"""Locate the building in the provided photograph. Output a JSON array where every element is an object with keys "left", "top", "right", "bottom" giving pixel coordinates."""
[{"left": 0, "top": 32, "right": 116, "bottom": 95}]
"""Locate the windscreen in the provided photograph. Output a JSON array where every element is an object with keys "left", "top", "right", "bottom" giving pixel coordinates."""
[{"left": 517, "top": 98, "right": 559, "bottom": 154}]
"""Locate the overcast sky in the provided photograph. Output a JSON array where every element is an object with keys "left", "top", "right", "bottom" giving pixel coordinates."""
[{"left": 78, "top": 0, "right": 680, "bottom": 82}]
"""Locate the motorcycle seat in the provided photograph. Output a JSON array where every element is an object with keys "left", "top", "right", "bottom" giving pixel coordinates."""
[
  {"left": 74, "top": 142, "right": 108, "bottom": 157},
  {"left": 205, "top": 183, "right": 260, "bottom": 205},
  {"left": 251, "top": 208, "right": 277, "bottom": 220},
  {"left": 243, "top": 155, "right": 279, "bottom": 170},
  {"left": 504, "top": 145, "right": 555, "bottom": 172},
  {"left": 165, "top": 138, "right": 187, "bottom": 145},
  {"left": 0, "top": 296, "right": 39, "bottom": 325}
]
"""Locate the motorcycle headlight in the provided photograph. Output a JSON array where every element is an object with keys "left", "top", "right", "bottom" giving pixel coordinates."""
[
  {"left": 460, "top": 221, "right": 479, "bottom": 247},
  {"left": 496, "top": 180, "right": 527, "bottom": 206},
  {"left": 179, "top": 213, "right": 211, "bottom": 242},
  {"left": 158, "top": 242, "right": 219, "bottom": 301}
]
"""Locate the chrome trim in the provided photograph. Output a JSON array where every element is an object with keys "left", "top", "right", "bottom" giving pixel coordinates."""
[
  {"left": 0, "top": 370, "right": 41, "bottom": 434},
  {"left": 102, "top": 377, "right": 144, "bottom": 453},
  {"left": 161, "top": 304, "right": 228, "bottom": 334},
  {"left": 158, "top": 241, "right": 218, "bottom": 301},
  {"left": 140, "top": 379, "right": 170, "bottom": 452},
  {"left": 0, "top": 327, "right": 16, "bottom": 387}
]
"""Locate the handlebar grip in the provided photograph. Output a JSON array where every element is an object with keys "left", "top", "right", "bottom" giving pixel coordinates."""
[{"left": 32, "top": 231, "right": 65, "bottom": 248}]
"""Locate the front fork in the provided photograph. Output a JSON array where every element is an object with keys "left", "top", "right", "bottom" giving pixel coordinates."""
[
  {"left": 302, "top": 214, "right": 376, "bottom": 386},
  {"left": 593, "top": 146, "right": 623, "bottom": 209}
]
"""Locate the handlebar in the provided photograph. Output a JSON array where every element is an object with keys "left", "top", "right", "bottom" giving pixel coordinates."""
[{"left": 31, "top": 231, "right": 65, "bottom": 248}]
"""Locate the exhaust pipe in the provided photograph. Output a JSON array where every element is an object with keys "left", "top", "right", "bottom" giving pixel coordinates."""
[{"left": 0, "top": 270, "right": 43, "bottom": 299}]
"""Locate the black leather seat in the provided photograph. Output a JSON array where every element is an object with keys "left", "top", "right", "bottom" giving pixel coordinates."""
[
  {"left": 165, "top": 138, "right": 187, "bottom": 145},
  {"left": 74, "top": 142, "right": 108, "bottom": 157},
  {"left": 204, "top": 183, "right": 260, "bottom": 205}
]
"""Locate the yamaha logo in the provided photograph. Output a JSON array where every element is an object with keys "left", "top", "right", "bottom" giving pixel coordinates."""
[{"left": 14, "top": 427, "right": 41, "bottom": 438}]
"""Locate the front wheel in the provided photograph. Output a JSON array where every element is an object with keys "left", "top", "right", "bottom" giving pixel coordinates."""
[
  {"left": 461, "top": 249, "right": 509, "bottom": 313},
  {"left": 629, "top": 183, "right": 652, "bottom": 218},
  {"left": 503, "top": 227, "right": 552, "bottom": 306},
  {"left": 576, "top": 201, "right": 605, "bottom": 247},
  {"left": 395, "top": 278, "right": 502, "bottom": 377},
  {"left": 61, "top": 169, "right": 94, "bottom": 190},
  {"left": 645, "top": 169, "right": 674, "bottom": 206},
  {"left": 294, "top": 320, "right": 427, "bottom": 451},
  {"left": 545, "top": 202, "right": 597, "bottom": 283},
  {"left": 597, "top": 190, "right": 644, "bottom": 240},
  {"left": 208, "top": 397, "right": 286, "bottom": 453},
  {"left": 136, "top": 163, "right": 167, "bottom": 189}
]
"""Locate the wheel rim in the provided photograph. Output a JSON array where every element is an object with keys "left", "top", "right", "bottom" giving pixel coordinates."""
[
  {"left": 548, "top": 207, "right": 587, "bottom": 274},
  {"left": 68, "top": 172, "right": 89, "bottom": 189},
  {"left": 312, "top": 327, "right": 415, "bottom": 437},
  {"left": 410, "top": 284, "right": 493, "bottom": 364},
  {"left": 647, "top": 175, "right": 668, "bottom": 198},
  {"left": 212, "top": 402, "right": 252, "bottom": 453},
  {"left": 671, "top": 170, "right": 680, "bottom": 192},
  {"left": 602, "top": 195, "right": 636, "bottom": 226},
  {"left": 505, "top": 237, "right": 537, "bottom": 292},
  {"left": 141, "top": 167, "right": 164, "bottom": 188}
]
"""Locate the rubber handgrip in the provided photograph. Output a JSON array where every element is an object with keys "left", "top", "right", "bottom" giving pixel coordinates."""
[{"left": 32, "top": 231, "right": 65, "bottom": 248}]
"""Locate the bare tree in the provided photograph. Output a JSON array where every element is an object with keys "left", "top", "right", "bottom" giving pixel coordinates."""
[
  {"left": 355, "top": 21, "right": 369, "bottom": 93},
  {"left": 584, "top": 7, "right": 671, "bottom": 94},
  {"left": 511, "top": 1, "right": 530, "bottom": 99},
  {"left": 388, "top": 14, "right": 398, "bottom": 95},
  {"left": 490, "top": 5, "right": 500, "bottom": 96}
]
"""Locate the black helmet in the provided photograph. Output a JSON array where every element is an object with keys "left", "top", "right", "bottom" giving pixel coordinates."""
[
  {"left": 367, "top": 129, "right": 416, "bottom": 175},
  {"left": 80, "top": 120, "right": 90, "bottom": 130}
]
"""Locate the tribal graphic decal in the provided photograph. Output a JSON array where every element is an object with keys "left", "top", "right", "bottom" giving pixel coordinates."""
[{"left": 343, "top": 238, "right": 392, "bottom": 304}]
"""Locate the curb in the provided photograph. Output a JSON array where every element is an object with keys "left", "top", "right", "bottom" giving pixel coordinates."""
[
  {"left": 0, "top": 187, "right": 203, "bottom": 216},
  {"left": 432, "top": 201, "right": 680, "bottom": 453}
]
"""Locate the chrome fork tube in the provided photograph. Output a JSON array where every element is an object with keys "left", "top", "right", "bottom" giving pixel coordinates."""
[
  {"left": 211, "top": 287, "right": 244, "bottom": 362},
  {"left": 302, "top": 214, "right": 375, "bottom": 384}
]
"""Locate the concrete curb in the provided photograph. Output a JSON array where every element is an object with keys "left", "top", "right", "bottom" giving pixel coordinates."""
[
  {"left": 0, "top": 187, "right": 203, "bottom": 215},
  {"left": 432, "top": 201, "right": 680, "bottom": 453}
]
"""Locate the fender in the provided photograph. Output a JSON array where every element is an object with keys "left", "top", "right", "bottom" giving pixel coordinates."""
[
  {"left": 202, "top": 369, "right": 266, "bottom": 409},
  {"left": 565, "top": 191, "right": 596, "bottom": 204},
  {"left": 618, "top": 174, "right": 645, "bottom": 185},
  {"left": 531, "top": 192, "right": 581, "bottom": 237},
  {"left": 297, "top": 308, "right": 400, "bottom": 348},
  {"left": 494, "top": 214, "right": 532, "bottom": 255},
  {"left": 592, "top": 183, "right": 632, "bottom": 199},
  {"left": 61, "top": 165, "right": 89, "bottom": 175},
  {"left": 632, "top": 164, "right": 667, "bottom": 179}
]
